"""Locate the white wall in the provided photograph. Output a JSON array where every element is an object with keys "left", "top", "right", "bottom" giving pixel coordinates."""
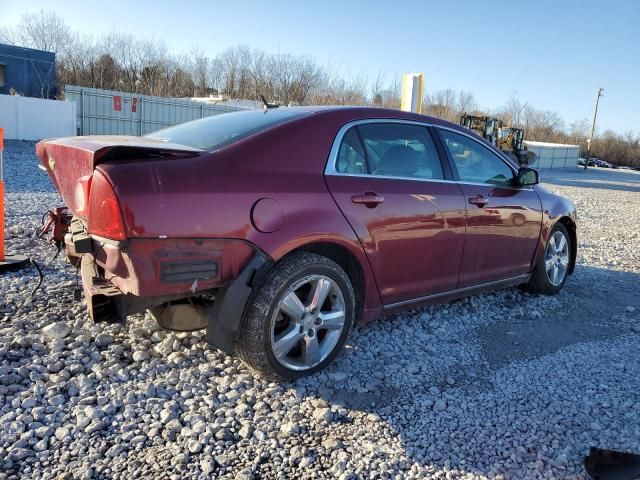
[{"left": 0, "top": 94, "right": 76, "bottom": 141}]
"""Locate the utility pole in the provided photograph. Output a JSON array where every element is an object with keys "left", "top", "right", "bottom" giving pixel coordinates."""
[{"left": 584, "top": 87, "right": 604, "bottom": 170}]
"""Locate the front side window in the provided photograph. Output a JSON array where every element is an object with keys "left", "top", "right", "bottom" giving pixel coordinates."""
[
  {"left": 439, "top": 129, "right": 514, "bottom": 186},
  {"left": 355, "top": 123, "right": 444, "bottom": 180},
  {"left": 0, "top": 64, "right": 5, "bottom": 88}
]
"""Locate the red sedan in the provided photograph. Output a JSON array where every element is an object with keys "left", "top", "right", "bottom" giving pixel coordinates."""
[{"left": 37, "top": 107, "right": 577, "bottom": 379}]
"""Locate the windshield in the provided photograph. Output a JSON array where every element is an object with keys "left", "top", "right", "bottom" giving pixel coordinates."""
[{"left": 145, "top": 108, "right": 309, "bottom": 151}]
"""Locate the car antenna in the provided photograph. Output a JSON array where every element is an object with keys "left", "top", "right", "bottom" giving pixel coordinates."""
[{"left": 260, "top": 94, "right": 279, "bottom": 110}]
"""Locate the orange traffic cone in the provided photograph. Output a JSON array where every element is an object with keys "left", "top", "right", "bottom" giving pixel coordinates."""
[{"left": 0, "top": 127, "right": 29, "bottom": 273}]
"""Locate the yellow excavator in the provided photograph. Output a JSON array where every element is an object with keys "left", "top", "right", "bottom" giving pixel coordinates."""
[{"left": 460, "top": 114, "right": 534, "bottom": 165}]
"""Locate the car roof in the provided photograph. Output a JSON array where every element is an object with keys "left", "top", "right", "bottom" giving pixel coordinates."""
[
  {"left": 221, "top": 105, "right": 469, "bottom": 133},
  {"left": 213, "top": 106, "right": 489, "bottom": 152},
  {"left": 284, "top": 105, "right": 465, "bottom": 130},
  {"left": 279, "top": 105, "right": 504, "bottom": 161}
]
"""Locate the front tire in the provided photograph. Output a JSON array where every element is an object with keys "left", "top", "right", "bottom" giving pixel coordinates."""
[
  {"left": 526, "top": 223, "right": 571, "bottom": 294},
  {"left": 236, "top": 252, "right": 356, "bottom": 380}
]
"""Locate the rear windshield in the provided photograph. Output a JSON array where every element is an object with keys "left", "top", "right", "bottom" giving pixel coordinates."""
[{"left": 145, "top": 108, "right": 308, "bottom": 151}]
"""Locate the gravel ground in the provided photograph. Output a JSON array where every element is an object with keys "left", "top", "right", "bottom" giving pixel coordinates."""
[{"left": 1, "top": 140, "right": 639, "bottom": 479}]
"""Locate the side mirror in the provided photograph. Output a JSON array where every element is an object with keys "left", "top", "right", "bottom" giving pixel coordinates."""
[{"left": 517, "top": 167, "right": 539, "bottom": 186}]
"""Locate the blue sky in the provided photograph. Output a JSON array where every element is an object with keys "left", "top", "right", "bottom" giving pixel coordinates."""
[{"left": 3, "top": 0, "right": 639, "bottom": 135}]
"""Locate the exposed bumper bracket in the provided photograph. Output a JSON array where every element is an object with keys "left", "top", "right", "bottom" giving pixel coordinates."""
[
  {"left": 204, "top": 251, "right": 270, "bottom": 353},
  {"left": 80, "top": 254, "right": 126, "bottom": 323}
]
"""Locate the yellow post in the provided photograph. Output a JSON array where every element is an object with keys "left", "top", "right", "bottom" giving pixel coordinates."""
[{"left": 401, "top": 73, "right": 424, "bottom": 113}]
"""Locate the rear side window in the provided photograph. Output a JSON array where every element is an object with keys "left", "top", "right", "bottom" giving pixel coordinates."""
[
  {"left": 336, "top": 128, "right": 367, "bottom": 174},
  {"left": 439, "top": 129, "right": 515, "bottom": 186},
  {"left": 357, "top": 123, "right": 444, "bottom": 180},
  {"left": 146, "top": 109, "right": 308, "bottom": 151}
]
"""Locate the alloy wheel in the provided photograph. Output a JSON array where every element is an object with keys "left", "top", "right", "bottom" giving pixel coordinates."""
[
  {"left": 270, "top": 274, "right": 346, "bottom": 371},
  {"left": 545, "top": 230, "right": 570, "bottom": 286}
]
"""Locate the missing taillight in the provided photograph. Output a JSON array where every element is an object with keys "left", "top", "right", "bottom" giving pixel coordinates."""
[
  {"left": 87, "top": 170, "right": 127, "bottom": 241},
  {"left": 74, "top": 175, "right": 93, "bottom": 216}
]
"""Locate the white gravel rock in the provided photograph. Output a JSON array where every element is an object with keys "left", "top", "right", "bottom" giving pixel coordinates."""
[
  {"left": 312, "top": 407, "right": 333, "bottom": 423},
  {"left": 21, "top": 396, "right": 37, "bottom": 409},
  {"left": 432, "top": 399, "right": 447, "bottom": 412},
  {"left": 200, "top": 458, "right": 217, "bottom": 474},
  {"left": 238, "top": 424, "right": 254, "bottom": 440},
  {"left": 94, "top": 332, "right": 114, "bottom": 347},
  {"left": 54, "top": 427, "right": 70, "bottom": 442},
  {"left": 187, "top": 439, "right": 203, "bottom": 453},
  {"left": 280, "top": 422, "right": 300, "bottom": 436},
  {"left": 42, "top": 321, "right": 71, "bottom": 339},
  {"left": 132, "top": 350, "right": 150, "bottom": 362},
  {"left": 328, "top": 371, "right": 348, "bottom": 382}
]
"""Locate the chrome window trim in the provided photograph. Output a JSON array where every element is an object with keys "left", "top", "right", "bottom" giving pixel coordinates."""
[{"left": 324, "top": 119, "right": 532, "bottom": 191}]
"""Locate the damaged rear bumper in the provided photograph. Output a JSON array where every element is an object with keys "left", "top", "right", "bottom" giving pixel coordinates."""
[
  {"left": 67, "top": 218, "right": 271, "bottom": 351},
  {"left": 68, "top": 218, "right": 256, "bottom": 298}
]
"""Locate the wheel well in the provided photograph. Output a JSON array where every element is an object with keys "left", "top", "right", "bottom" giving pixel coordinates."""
[
  {"left": 289, "top": 242, "right": 365, "bottom": 322},
  {"left": 557, "top": 216, "right": 577, "bottom": 274}
]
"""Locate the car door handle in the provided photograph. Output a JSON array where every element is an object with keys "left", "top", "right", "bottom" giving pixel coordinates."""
[
  {"left": 468, "top": 195, "right": 489, "bottom": 207},
  {"left": 351, "top": 192, "right": 384, "bottom": 208}
]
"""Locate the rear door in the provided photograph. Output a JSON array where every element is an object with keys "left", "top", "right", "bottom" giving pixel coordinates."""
[
  {"left": 325, "top": 121, "right": 466, "bottom": 306},
  {"left": 435, "top": 127, "right": 543, "bottom": 287}
]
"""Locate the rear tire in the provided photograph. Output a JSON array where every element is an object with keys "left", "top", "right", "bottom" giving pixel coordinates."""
[
  {"left": 526, "top": 223, "right": 571, "bottom": 294},
  {"left": 236, "top": 252, "right": 356, "bottom": 380}
]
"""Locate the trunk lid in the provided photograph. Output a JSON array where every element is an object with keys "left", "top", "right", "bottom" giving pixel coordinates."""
[{"left": 36, "top": 135, "right": 202, "bottom": 215}]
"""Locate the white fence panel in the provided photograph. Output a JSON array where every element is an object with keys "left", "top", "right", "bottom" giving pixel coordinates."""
[
  {"left": 0, "top": 94, "right": 76, "bottom": 141},
  {"left": 64, "top": 85, "right": 247, "bottom": 136}
]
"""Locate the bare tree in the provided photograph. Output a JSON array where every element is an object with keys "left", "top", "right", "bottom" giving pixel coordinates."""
[
  {"left": 568, "top": 118, "right": 590, "bottom": 149},
  {"left": 371, "top": 70, "right": 387, "bottom": 106},
  {"left": 591, "top": 130, "right": 640, "bottom": 166},
  {"left": 499, "top": 93, "right": 528, "bottom": 127},
  {"left": 0, "top": 10, "right": 71, "bottom": 54},
  {"left": 457, "top": 90, "right": 478, "bottom": 115},
  {"left": 190, "top": 48, "right": 210, "bottom": 97},
  {"left": 426, "top": 89, "right": 457, "bottom": 121}
]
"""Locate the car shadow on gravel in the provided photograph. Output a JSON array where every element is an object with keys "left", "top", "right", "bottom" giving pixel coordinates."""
[
  {"left": 478, "top": 266, "right": 639, "bottom": 369},
  {"left": 295, "top": 265, "right": 640, "bottom": 478}
]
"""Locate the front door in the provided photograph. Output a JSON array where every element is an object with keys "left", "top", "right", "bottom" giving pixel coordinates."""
[
  {"left": 436, "top": 128, "right": 543, "bottom": 287},
  {"left": 325, "top": 121, "right": 466, "bottom": 305}
]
